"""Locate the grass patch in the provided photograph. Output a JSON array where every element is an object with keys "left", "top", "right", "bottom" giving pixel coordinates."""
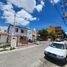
[
  {"left": 10, "top": 47, "right": 15, "bottom": 50},
  {"left": 0, "top": 44, "right": 10, "bottom": 48}
]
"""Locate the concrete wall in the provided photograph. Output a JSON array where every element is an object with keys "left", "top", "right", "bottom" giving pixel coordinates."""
[{"left": 0, "top": 35, "right": 7, "bottom": 43}]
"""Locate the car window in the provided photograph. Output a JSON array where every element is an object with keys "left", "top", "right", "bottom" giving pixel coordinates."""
[
  {"left": 65, "top": 44, "right": 67, "bottom": 49},
  {"left": 50, "top": 43, "right": 65, "bottom": 49}
]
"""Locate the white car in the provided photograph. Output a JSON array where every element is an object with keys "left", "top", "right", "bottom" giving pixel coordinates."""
[{"left": 44, "top": 41, "right": 67, "bottom": 62}]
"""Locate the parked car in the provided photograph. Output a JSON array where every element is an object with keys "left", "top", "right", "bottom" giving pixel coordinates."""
[
  {"left": 55, "top": 38, "right": 64, "bottom": 42},
  {"left": 64, "top": 38, "right": 67, "bottom": 41},
  {"left": 44, "top": 41, "right": 67, "bottom": 63}
]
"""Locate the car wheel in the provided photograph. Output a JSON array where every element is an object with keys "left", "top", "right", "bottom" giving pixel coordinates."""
[
  {"left": 45, "top": 54, "right": 49, "bottom": 59},
  {"left": 45, "top": 53, "right": 46, "bottom": 57},
  {"left": 62, "top": 58, "right": 66, "bottom": 64}
]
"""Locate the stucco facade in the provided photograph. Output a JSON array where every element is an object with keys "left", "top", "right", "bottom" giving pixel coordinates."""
[{"left": 8, "top": 25, "right": 28, "bottom": 46}]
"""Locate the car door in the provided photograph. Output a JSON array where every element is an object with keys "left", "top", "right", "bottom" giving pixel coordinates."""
[{"left": 65, "top": 44, "right": 67, "bottom": 56}]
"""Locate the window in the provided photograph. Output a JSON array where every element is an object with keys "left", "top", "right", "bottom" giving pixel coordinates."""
[
  {"left": 29, "top": 32, "right": 31, "bottom": 34},
  {"left": 21, "top": 29, "right": 24, "bottom": 33},
  {"left": 4, "top": 30, "right": 7, "bottom": 32},
  {"left": 15, "top": 28, "right": 18, "bottom": 32},
  {"left": 50, "top": 43, "right": 65, "bottom": 49}
]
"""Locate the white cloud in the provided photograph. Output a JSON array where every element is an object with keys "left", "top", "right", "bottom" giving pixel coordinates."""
[
  {"left": 3, "top": 9, "right": 37, "bottom": 25},
  {"left": 8, "top": 0, "right": 36, "bottom": 13},
  {"left": 0, "top": 2, "right": 15, "bottom": 15},
  {"left": 53, "top": 0, "right": 60, "bottom": 3},
  {"left": 17, "top": 9, "right": 37, "bottom": 21},
  {"left": 16, "top": 18, "right": 30, "bottom": 25},
  {"left": 2, "top": 2, "right": 13, "bottom": 10},
  {"left": 5, "top": 16, "right": 30, "bottom": 25},
  {"left": 35, "top": 5, "right": 43, "bottom": 12},
  {"left": 41, "top": 0, "right": 45, "bottom": 6},
  {"left": 8, "top": 0, "right": 44, "bottom": 13},
  {"left": 0, "top": 0, "right": 45, "bottom": 26},
  {"left": 50, "top": 0, "right": 60, "bottom": 5},
  {"left": 35, "top": 0, "right": 44, "bottom": 12},
  {"left": 3, "top": 10, "right": 31, "bottom": 25},
  {"left": 0, "top": 2, "right": 4, "bottom": 8},
  {"left": 0, "top": 2, "right": 37, "bottom": 26}
]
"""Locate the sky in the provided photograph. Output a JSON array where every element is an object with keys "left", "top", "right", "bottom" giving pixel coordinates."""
[{"left": 0, "top": 0, "right": 67, "bottom": 32}]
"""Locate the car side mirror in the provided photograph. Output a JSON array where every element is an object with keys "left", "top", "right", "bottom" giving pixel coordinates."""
[
  {"left": 66, "top": 46, "right": 67, "bottom": 49},
  {"left": 65, "top": 44, "right": 67, "bottom": 49}
]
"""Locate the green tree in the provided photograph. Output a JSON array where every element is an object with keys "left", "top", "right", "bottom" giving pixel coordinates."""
[
  {"left": 48, "top": 31, "right": 55, "bottom": 41},
  {"left": 37, "top": 29, "right": 48, "bottom": 41}
]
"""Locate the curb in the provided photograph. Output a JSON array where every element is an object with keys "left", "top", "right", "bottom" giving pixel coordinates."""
[{"left": 0, "top": 45, "right": 38, "bottom": 54}]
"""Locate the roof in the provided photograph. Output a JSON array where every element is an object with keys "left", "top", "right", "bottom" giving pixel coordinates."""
[
  {"left": 0, "top": 32, "right": 9, "bottom": 35},
  {"left": 9, "top": 24, "right": 29, "bottom": 30},
  {"left": 53, "top": 41, "right": 65, "bottom": 44}
]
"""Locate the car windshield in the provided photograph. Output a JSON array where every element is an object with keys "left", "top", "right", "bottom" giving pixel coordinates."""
[{"left": 50, "top": 43, "right": 65, "bottom": 49}]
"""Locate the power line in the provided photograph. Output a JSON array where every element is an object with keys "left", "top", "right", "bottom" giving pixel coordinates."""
[
  {"left": 52, "top": 0, "right": 63, "bottom": 18},
  {"left": 52, "top": 0, "right": 67, "bottom": 25},
  {"left": 61, "top": 0, "right": 67, "bottom": 25}
]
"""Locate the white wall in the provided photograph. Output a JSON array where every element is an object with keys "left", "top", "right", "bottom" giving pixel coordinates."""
[
  {"left": 9, "top": 26, "right": 28, "bottom": 36},
  {"left": 27, "top": 30, "right": 32, "bottom": 40},
  {"left": 0, "top": 35, "right": 7, "bottom": 43},
  {"left": 0, "top": 26, "right": 8, "bottom": 43},
  {"left": 9, "top": 26, "right": 15, "bottom": 35}
]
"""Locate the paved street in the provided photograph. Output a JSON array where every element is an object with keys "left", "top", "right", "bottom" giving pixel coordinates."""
[
  {"left": 39, "top": 57, "right": 67, "bottom": 67},
  {"left": 0, "top": 41, "right": 67, "bottom": 67},
  {"left": 0, "top": 41, "right": 48, "bottom": 67}
]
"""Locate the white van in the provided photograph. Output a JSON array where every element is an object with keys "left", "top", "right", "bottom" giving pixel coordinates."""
[{"left": 44, "top": 41, "right": 67, "bottom": 63}]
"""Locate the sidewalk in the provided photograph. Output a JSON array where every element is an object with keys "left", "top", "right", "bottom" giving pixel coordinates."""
[
  {"left": 0, "top": 41, "right": 48, "bottom": 54},
  {"left": 0, "top": 43, "right": 38, "bottom": 54}
]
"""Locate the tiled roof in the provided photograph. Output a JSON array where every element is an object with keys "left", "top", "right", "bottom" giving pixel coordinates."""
[{"left": 0, "top": 32, "right": 8, "bottom": 35}]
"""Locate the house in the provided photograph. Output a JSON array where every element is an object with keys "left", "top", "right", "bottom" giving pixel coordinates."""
[
  {"left": 32, "top": 28, "right": 37, "bottom": 41},
  {"left": 8, "top": 25, "right": 30, "bottom": 46},
  {"left": 0, "top": 32, "right": 8, "bottom": 44},
  {"left": 46, "top": 26, "right": 65, "bottom": 39},
  {"left": 0, "top": 25, "right": 33, "bottom": 47},
  {"left": 0, "top": 26, "right": 8, "bottom": 43},
  {"left": 27, "top": 29, "right": 33, "bottom": 40}
]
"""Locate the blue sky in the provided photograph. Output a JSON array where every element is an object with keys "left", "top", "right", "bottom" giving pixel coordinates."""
[{"left": 0, "top": 0, "right": 67, "bottom": 32}]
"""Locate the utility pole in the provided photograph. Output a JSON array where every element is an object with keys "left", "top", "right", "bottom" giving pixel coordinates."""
[
  {"left": 14, "top": 12, "right": 16, "bottom": 34},
  {"left": 11, "top": 12, "right": 17, "bottom": 48}
]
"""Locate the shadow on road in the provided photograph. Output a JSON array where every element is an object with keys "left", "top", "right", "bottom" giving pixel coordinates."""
[{"left": 44, "top": 56, "right": 67, "bottom": 67}]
